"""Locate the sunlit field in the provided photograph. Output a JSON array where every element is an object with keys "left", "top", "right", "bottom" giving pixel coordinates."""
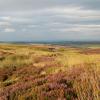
[{"left": 0, "top": 43, "right": 100, "bottom": 100}]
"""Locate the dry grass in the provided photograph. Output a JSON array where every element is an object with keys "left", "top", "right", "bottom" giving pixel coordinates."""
[{"left": 0, "top": 43, "right": 100, "bottom": 100}]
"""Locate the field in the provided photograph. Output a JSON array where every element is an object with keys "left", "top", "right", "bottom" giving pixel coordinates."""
[{"left": 0, "top": 43, "right": 100, "bottom": 100}]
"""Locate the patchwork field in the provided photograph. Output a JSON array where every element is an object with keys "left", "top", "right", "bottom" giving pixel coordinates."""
[{"left": 0, "top": 43, "right": 100, "bottom": 100}]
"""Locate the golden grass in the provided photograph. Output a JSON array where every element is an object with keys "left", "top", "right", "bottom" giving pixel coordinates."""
[{"left": 0, "top": 43, "right": 100, "bottom": 100}]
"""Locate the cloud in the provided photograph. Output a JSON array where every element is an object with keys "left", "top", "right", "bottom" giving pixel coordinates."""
[
  {"left": 0, "top": 16, "right": 12, "bottom": 21},
  {"left": 0, "top": 0, "right": 100, "bottom": 41},
  {"left": 4, "top": 28, "right": 16, "bottom": 32}
]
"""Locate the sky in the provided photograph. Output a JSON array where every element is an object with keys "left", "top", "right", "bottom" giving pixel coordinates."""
[{"left": 0, "top": 0, "right": 100, "bottom": 42}]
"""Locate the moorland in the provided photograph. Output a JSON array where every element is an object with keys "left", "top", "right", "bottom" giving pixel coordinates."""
[{"left": 0, "top": 43, "right": 100, "bottom": 100}]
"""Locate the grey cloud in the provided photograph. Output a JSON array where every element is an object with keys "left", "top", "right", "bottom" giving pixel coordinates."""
[{"left": 0, "top": 0, "right": 100, "bottom": 41}]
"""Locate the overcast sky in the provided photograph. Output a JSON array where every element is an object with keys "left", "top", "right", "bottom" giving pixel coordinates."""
[{"left": 0, "top": 0, "right": 100, "bottom": 41}]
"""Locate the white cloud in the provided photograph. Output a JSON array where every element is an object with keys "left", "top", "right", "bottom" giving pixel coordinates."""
[
  {"left": 33, "top": 7, "right": 100, "bottom": 19},
  {"left": 51, "top": 24, "right": 100, "bottom": 32},
  {"left": 0, "top": 16, "right": 12, "bottom": 21},
  {"left": 4, "top": 28, "right": 16, "bottom": 32},
  {"left": 0, "top": 22, "right": 11, "bottom": 26},
  {"left": 27, "top": 25, "right": 37, "bottom": 28}
]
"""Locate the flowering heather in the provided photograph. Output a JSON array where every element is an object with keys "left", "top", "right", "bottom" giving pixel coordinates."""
[{"left": 0, "top": 44, "right": 100, "bottom": 100}]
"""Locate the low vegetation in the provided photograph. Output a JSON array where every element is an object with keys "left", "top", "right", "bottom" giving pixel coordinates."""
[{"left": 0, "top": 43, "right": 100, "bottom": 100}]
